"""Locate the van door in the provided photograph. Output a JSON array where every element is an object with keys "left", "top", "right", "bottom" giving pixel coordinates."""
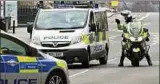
[
  {"left": 94, "top": 12, "right": 107, "bottom": 57},
  {"left": 88, "top": 11, "right": 97, "bottom": 59}
]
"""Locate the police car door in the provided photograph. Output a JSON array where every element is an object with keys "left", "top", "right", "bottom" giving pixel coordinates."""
[{"left": 0, "top": 35, "right": 41, "bottom": 84}]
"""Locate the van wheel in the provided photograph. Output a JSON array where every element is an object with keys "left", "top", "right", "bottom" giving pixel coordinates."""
[
  {"left": 45, "top": 71, "right": 66, "bottom": 84},
  {"left": 82, "top": 55, "right": 90, "bottom": 68},
  {"left": 99, "top": 47, "right": 108, "bottom": 65},
  {"left": 99, "top": 53, "right": 108, "bottom": 65}
]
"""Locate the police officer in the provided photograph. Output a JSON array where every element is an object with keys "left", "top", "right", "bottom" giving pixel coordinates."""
[{"left": 115, "top": 10, "right": 152, "bottom": 66}]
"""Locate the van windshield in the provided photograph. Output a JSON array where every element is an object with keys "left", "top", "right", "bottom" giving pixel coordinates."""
[{"left": 36, "top": 10, "right": 88, "bottom": 29}]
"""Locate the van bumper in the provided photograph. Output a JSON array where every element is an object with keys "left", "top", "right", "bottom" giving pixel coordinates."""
[{"left": 41, "top": 48, "right": 88, "bottom": 63}]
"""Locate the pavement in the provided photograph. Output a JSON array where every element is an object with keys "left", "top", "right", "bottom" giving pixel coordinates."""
[{"left": 6, "top": 12, "right": 159, "bottom": 84}]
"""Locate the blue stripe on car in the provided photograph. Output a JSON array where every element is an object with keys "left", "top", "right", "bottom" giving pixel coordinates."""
[{"left": 1, "top": 55, "right": 19, "bottom": 73}]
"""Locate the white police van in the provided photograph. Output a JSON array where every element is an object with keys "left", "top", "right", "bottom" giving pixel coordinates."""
[{"left": 28, "top": 8, "right": 110, "bottom": 68}]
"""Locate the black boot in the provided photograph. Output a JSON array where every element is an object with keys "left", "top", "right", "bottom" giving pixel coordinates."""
[
  {"left": 146, "top": 54, "right": 152, "bottom": 66},
  {"left": 118, "top": 52, "right": 125, "bottom": 67}
]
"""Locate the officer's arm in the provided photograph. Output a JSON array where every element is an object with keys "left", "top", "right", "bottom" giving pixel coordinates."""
[
  {"left": 117, "top": 24, "right": 124, "bottom": 30},
  {"left": 115, "top": 19, "right": 124, "bottom": 30}
]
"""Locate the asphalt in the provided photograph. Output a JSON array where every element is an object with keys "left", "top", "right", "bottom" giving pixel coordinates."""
[{"left": 6, "top": 12, "right": 159, "bottom": 84}]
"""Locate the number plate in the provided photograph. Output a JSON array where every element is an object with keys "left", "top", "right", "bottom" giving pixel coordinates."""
[{"left": 48, "top": 52, "right": 63, "bottom": 57}]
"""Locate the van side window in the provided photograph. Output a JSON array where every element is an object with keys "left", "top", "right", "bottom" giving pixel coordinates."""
[
  {"left": 94, "top": 12, "right": 100, "bottom": 31},
  {"left": 94, "top": 11, "right": 108, "bottom": 32},
  {"left": 98, "top": 11, "right": 108, "bottom": 31},
  {"left": 103, "top": 11, "right": 108, "bottom": 31},
  {"left": 89, "top": 12, "right": 94, "bottom": 24}
]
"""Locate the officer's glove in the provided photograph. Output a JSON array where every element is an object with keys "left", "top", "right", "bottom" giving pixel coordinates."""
[
  {"left": 115, "top": 19, "right": 120, "bottom": 24},
  {"left": 146, "top": 37, "right": 150, "bottom": 41}
]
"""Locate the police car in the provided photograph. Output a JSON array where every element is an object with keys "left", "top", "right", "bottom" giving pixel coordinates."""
[{"left": 0, "top": 30, "right": 70, "bottom": 84}]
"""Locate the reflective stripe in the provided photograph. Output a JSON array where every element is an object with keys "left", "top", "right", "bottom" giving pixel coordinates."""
[
  {"left": 140, "top": 27, "right": 144, "bottom": 35},
  {"left": 82, "top": 31, "right": 109, "bottom": 44},
  {"left": 124, "top": 33, "right": 129, "bottom": 39},
  {"left": 143, "top": 32, "right": 148, "bottom": 38},
  {"left": 17, "top": 56, "right": 37, "bottom": 62},
  {"left": 82, "top": 34, "right": 90, "bottom": 44},
  {"left": 18, "top": 56, "right": 39, "bottom": 73},
  {"left": 20, "top": 69, "right": 38, "bottom": 73},
  {"left": 57, "top": 60, "right": 66, "bottom": 70},
  {"left": 106, "top": 31, "right": 108, "bottom": 40}
]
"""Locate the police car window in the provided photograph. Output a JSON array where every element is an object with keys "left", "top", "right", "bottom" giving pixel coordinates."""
[
  {"left": 36, "top": 10, "right": 88, "bottom": 29},
  {"left": 0, "top": 37, "right": 26, "bottom": 55}
]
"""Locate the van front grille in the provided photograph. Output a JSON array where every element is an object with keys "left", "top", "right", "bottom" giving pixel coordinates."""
[{"left": 41, "top": 41, "right": 70, "bottom": 48}]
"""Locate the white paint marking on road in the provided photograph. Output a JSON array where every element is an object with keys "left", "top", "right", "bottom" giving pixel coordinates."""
[
  {"left": 69, "top": 69, "right": 89, "bottom": 78},
  {"left": 150, "top": 40, "right": 159, "bottom": 46},
  {"left": 109, "top": 35, "right": 120, "bottom": 39},
  {"left": 108, "top": 58, "right": 118, "bottom": 62},
  {"left": 139, "top": 13, "right": 151, "bottom": 21},
  {"left": 150, "top": 33, "right": 159, "bottom": 46},
  {"left": 150, "top": 43, "right": 158, "bottom": 46}
]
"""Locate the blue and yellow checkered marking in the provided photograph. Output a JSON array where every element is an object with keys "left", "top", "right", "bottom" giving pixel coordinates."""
[
  {"left": 17, "top": 56, "right": 39, "bottom": 73},
  {"left": 82, "top": 31, "right": 109, "bottom": 45},
  {"left": 0, "top": 55, "right": 58, "bottom": 73}
]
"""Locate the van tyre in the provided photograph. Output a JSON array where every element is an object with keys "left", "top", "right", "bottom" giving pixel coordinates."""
[
  {"left": 82, "top": 55, "right": 89, "bottom": 68},
  {"left": 99, "top": 48, "right": 108, "bottom": 65},
  {"left": 99, "top": 54, "right": 108, "bottom": 65},
  {"left": 99, "top": 45, "right": 109, "bottom": 65},
  {"left": 46, "top": 71, "right": 66, "bottom": 84}
]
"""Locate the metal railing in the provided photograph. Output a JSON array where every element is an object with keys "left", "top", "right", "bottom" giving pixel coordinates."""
[{"left": 18, "top": 1, "right": 38, "bottom": 24}]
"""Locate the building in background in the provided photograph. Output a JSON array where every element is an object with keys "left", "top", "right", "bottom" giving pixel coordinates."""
[{"left": 5, "top": 1, "right": 18, "bottom": 26}]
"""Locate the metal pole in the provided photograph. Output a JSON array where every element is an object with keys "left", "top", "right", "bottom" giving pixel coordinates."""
[
  {"left": 13, "top": 20, "right": 15, "bottom": 34},
  {"left": 5, "top": 17, "right": 8, "bottom": 32},
  {"left": 0, "top": 1, "right": 1, "bottom": 17}
]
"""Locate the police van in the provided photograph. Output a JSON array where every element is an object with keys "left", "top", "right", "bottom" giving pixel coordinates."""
[{"left": 28, "top": 8, "right": 110, "bottom": 68}]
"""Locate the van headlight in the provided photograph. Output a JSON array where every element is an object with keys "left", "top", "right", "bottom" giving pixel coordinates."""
[
  {"left": 70, "top": 36, "right": 82, "bottom": 44},
  {"left": 32, "top": 36, "right": 41, "bottom": 45}
]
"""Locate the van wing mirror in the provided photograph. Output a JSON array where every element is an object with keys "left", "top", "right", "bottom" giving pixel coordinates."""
[
  {"left": 89, "top": 23, "right": 96, "bottom": 32},
  {"left": 27, "top": 22, "right": 33, "bottom": 34},
  {"left": 27, "top": 47, "right": 38, "bottom": 56}
]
